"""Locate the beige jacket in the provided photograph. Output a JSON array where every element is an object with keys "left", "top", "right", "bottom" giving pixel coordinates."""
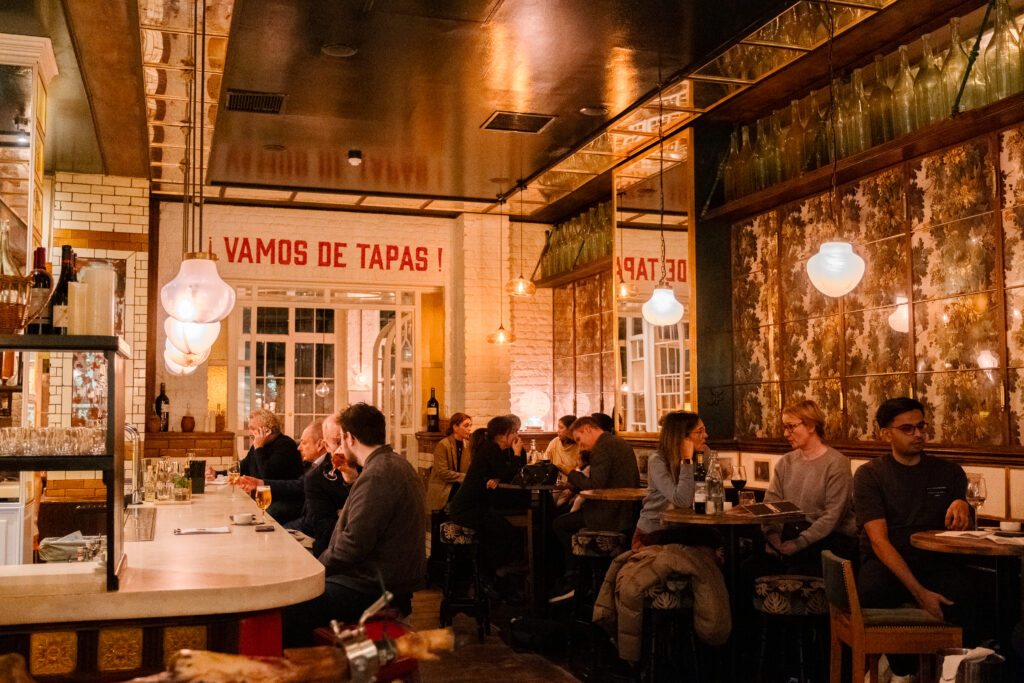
[
  {"left": 425, "top": 435, "right": 472, "bottom": 511},
  {"left": 592, "top": 544, "right": 731, "bottom": 662}
]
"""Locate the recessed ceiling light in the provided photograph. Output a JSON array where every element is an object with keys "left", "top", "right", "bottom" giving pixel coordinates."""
[
  {"left": 321, "top": 43, "right": 358, "bottom": 58},
  {"left": 263, "top": 143, "right": 286, "bottom": 152},
  {"left": 579, "top": 106, "right": 608, "bottom": 117}
]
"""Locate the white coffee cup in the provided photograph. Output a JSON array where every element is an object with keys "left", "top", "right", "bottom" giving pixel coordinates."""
[
  {"left": 1000, "top": 521, "right": 1021, "bottom": 532},
  {"left": 231, "top": 513, "right": 255, "bottom": 525}
]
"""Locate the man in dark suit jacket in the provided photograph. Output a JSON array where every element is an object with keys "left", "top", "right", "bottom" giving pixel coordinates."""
[
  {"left": 238, "top": 409, "right": 305, "bottom": 524},
  {"left": 551, "top": 416, "right": 639, "bottom": 597}
]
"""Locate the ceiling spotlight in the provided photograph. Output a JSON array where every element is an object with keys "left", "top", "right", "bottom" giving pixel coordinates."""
[
  {"left": 321, "top": 43, "right": 358, "bottom": 58},
  {"left": 348, "top": 149, "right": 362, "bottom": 166},
  {"left": 579, "top": 106, "right": 609, "bottom": 117}
]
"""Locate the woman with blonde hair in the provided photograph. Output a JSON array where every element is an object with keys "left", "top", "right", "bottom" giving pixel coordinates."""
[{"left": 764, "top": 399, "right": 856, "bottom": 573}]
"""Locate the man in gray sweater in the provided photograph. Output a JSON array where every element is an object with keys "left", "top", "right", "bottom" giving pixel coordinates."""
[{"left": 283, "top": 403, "right": 426, "bottom": 646}]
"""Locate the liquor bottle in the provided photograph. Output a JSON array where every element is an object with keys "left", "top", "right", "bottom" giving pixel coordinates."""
[
  {"left": 752, "top": 118, "right": 769, "bottom": 192},
  {"left": 940, "top": 18, "right": 969, "bottom": 115},
  {"left": 693, "top": 451, "right": 707, "bottom": 514},
  {"left": 892, "top": 45, "right": 917, "bottom": 137},
  {"left": 848, "top": 69, "right": 871, "bottom": 155},
  {"left": 49, "top": 245, "right": 74, "bottom": 335},
  {"left": 782, "top": 101, "right": 805, "bottom": 180},
  {"left": 869, "top": 54, "right": 895, "bottom": 146},
  {"left": 767, "top": 111, "right": 784, "bottom": 186},
  {"left": 985, "top": 0, "right": 1024, "bottom": 102},
  {"left": 426, "top": 387, "right": 439, "bottom": 432},
  {"left": 736, "top": 125, "right": 755, "bottom": 196},
  {"left": 830, "top": 77, "right": 849, "bottom": 159},
  {"left": 26, "top": 247, "right": 52, "bottom": 334},
  {"left": 528, "top": 439, "right": 540, "bottom": 464},
  {"left": 914, "top": 33, "right": 944, "bottom": 128},
  {"left": 155, "top": 382, "right": 170, "bottom": 432}
]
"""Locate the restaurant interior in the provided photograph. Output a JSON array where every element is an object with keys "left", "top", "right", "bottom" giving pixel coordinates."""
[{"left": 3, "top": 0, "right": 1024, "bottom": 680}]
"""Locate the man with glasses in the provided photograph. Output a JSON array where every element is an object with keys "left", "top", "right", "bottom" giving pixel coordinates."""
[{"left": 853, "top": 397, "right": 972, "bottom": 682}]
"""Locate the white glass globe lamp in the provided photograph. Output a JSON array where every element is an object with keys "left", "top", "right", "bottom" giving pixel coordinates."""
[
  {"left": 161, "top": 251, "right": 236, "bottom": 323},
  {"left": 165, "top": 317, "right": 220, "bottom": 355},
  {"left": 642, "top": 286, "right": 684, "bottom": 326},
  {"left": 164, "top": 339, "right": 210, "bottom": 368},
  {"left": 806, "top": 242, "right": 865, "bottom": 297},
  {"left": 164, "top": 351, "right": 198, "bottom": 376}
]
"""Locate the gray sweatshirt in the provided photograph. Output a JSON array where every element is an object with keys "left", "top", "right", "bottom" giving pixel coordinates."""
[
  {"left": 635, "top": 451, "right": 695, "bottom": 534},
  {"left": 764, "top": 446, "right": 856, "bottom": 550}
]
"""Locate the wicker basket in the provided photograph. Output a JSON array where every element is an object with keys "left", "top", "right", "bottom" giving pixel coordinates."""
[{"left": 0, "top": 274, "right": 35, "bottom": 334}]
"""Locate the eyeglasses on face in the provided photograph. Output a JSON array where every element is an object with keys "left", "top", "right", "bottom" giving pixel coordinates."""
[
  {"left": 889, "top": 421, "right": 928, "bottom": 435},
  {"left": 782, "top": 421, "right": 804, "bottom": 432}
]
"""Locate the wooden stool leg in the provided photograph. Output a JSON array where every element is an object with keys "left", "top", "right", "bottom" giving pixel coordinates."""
[{"left": 830, "top": 628, "right": 842, "bottom": 683}]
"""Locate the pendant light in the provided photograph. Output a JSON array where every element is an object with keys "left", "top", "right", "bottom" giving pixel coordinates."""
[
  {"left": 615, "top": 190, "right": 638, "bottom": 300},
  {"left": 164, "top": 339, "right": 211, "bottom": 368},
  {"left": 351, "top": 309, "right": 369, "bottom": 389},
  {"left": 505, "top": 185, "right": 536, "bottom": 298},
  {"left": 315, "top": 309, "right": 331, "bottom": 398},
  {"left": 806, "top": 1, "right": 865, "bottom": 298},
  {"left": 164, "top": 317, "right": 220, "bottom": 355},
  {"left": 489, "top": 196, "right": 515, "bottom": 344},
  {"left": 641, "top": 61, "right": 684, "bottom": 327},
  {"left": 160, "top": 0, "right": 235, "bottom": 340}
]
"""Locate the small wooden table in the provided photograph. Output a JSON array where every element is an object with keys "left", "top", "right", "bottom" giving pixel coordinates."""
[{"left": 578, "top": 487, "right": 647, "bottom": 501}]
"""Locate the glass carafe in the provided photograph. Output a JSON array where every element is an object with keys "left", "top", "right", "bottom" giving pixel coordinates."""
[
  {"left": 892, "top": 45, "right": 917, "bottom": 137},
  {"left": 940, "top": 17, "right": 969, "bottom": 115},
  {"left": 914, "top": 33, "right": 944, "bottom": 128},
  {"left": 869, "top": 54, "right": 895, "bottom": 145},
  {"left": 782, "top": 100, "right": 805, "bottom": 179},
  {"left": 804, "top": 94, "right": 828, "bottom": 171},
  {"left": 962, "top": 37, "right": 990, "bottom": 111},
  {"left": 724, "top": 130, "right": 740, "bottom": 201},
  {"left": 752, "top": 118, "right": 769, "bottom": 192},
  {"left": 767, "top": 111, "right": 784, "bottom": 186},
  {"left": 848, "top": 68, "right": 871, "bottom": 155},
  {"left": 985, "top": 0, "right": 1023, "bottom": 102},
  {"left": 830, "top": 79, "right": 848, "bottom": 160}
]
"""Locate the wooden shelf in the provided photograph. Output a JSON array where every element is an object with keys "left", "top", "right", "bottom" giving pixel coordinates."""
[
  {"left": 0, "top": 455, "right": 113, "bottom": 471},
  {"left": 702, "top": 90, "right": 1024, "bottom": 224},
  {"left": 533, "top": 255, "right": 612, "bottom": 289},
  {"left": 0, "top": 334, "right": 131, "bottom": 357}
]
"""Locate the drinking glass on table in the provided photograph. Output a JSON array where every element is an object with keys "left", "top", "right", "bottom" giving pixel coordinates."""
[
  {"left": 255, "top": 485, "right": 272, "bottom": 523},
  {"left": 966, "top": 473, "right": 987, "bottom": 531},
  {"left": 729, "top": 465, "right": 748, "bottom": 493},
  {"left": 738, "top": 490, "right": 757, "bottom": 507},
  {"left": 227, "top": 461, "right": 240, "bottom": 497}
]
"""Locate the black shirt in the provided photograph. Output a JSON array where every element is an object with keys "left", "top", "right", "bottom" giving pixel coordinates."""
[
  {"left": 240, "top": 432, "right": 305, "bottom": 523},
  {"left": 854, "top": 453, "right": 967, "bottom": 562},
  {"left": 448, "top": 440, "right": 520, "bottom": 523}
]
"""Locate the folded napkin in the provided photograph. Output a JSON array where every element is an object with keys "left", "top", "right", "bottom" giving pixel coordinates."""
[
  {"left": 987, "top": 533, "right": 1024, "bottom": 545},
  {"left": 937, "top": 530, "right": 990, "bottom": 537},
  {"left": 941, "top": 646, "right": 995, "bottom": 682},
  {"left": 173, "top": 526, "right": 231, "bottom": 535}
]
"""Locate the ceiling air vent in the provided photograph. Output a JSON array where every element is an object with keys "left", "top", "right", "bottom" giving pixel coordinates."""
[
  {"left": 225, "top": 89, "right": 286, "bottom": 114},
  {"left": 482, "top": 110, "right": 555, "bottom": 134}
]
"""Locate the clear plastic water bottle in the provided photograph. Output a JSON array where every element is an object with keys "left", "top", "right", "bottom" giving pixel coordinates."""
[
  {"left": 706, "top": 451, "right": 725, "bottom": 515},
  {"left": 528, "top": 439, "right": 540, "bottom": 464}
]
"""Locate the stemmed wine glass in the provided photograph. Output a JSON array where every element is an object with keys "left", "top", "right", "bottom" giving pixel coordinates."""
[
  {"left": 323, "top": 449, "right": 341, "bottom": 481},
  {"left": 227, "top": 461, "right": 240, "bottom": 498},
  {"left": 966, "top": 474, "right": 987, "bottom": 531},
  {"left": 730, "top": 465, "right": 748, "bottom": 493},
  {"left": 255, "top": 485, "right": 272, "bottom": 524}
]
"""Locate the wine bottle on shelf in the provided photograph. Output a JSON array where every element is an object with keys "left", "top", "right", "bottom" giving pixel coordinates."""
[
  {"left": 426, "top": 387, "right": 439, "bottom": 432},
  {"left": 913, "top": 33, "right": 944, "bottom": 129},
  {"left": 940, "top": 18, "right": 969, "bottom": 115},
  {"left": 26, "top": 247, "right": 52, "bottom": 335},
  {"left": 869, "top": 54, "right": 895, "bottom": 146},
  {"left": 985, "top": 0, "right": 1024, "bottom": 102},
  {"left": 892, "top": 45, "right": 917, "bottom": 137},
  {"left": 848, "top": 69, "right": 871, "bottom": 156},
  {"left": 49, "top": 245, "right": 74, "bottom": 335},
  {"left": 155, "top": 382, "right": 170, "bottom": 432},
  {"left": 782, "top": 101, "right": 805, "bottom": 180}
]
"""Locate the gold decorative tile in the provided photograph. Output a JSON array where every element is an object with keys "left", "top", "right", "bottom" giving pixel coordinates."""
[
  {"left": 839, "top": 167, "right": 906, "bottom": 244},
  {"left": 575, "top": 353, "right": 601, "bottom": 397},
  {"left": 844, "top": 235, "right": 909, "bottom": 313},
  {"left": 780, "top": 192, "right": 838, "bottom": 266},
  {"left": 912, "top": 214, "right": 998, "bottom": 300},
  {"left": 846, "top": 305, "right": 911, "bottom": 375},
  {"left": 733, "top": 325, "right": 779, "bottom": 384},
  {"left": 98, "top": 627, "right": 143, "bottom": 672},
  {"left": 732, "top": 211, "right": 778, "bottom": 277},
  {"left": 163, "top": 625, "right": 207, "bottom": 668},
  {"left": 1003, "top": 207, "right": 1024, "bottom": 288},
  {"left": 734, "top": 383, "right": 781, "bottom": 439},
  {"left": 781, "top": 315, "right": 841, "bottom": 380},
  {"left": 845, "top": 374, "right": 914, "bottom": 440},
  {"left": 1000, "top": 124, "right": 1024, "bottom": 209},
  {"left": 908, "top": 138, "right": 995, "bottom": 230},
  {"left": 781, "top": 379, "right": 842, "bottom": 441},
  {"left": 913, "top": 293, "right": 1000, "bottom": 372},
  {"left": 30, "top": 631, "right": 76, "bottom": 677},
  {"left": 1008, "top": 287, "right": 1024, "bottom": 368},
  {"left": 780, "top": 257, "right": 838, "bottom": 322},
  {"left": 917, "top": 370, "right": 1004, "bottom": 445},
  {"left": 733, "top": 266, "right": 778, "bottom": 329},
  {"left": 1009, "top": 369, "right": 1024, "bottom": 446}
]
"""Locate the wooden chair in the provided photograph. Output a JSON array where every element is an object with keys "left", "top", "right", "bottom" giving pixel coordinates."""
[{"left": 820, "top": 550, "right": 961, "bottom": 683}]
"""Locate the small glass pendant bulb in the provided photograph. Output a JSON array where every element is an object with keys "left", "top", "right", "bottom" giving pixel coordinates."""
[
  {"left": 315, "top": 381, "right": 331, "bottom": 397},
  {"left": 616, "top": 279, "right": 638, "bottom": 300},
  {"left": 164, "top": 339, "right": 210, "bottom": 368},
  {"left": 505, "top": 275, "right": 536, "bottom": 298},
  {"left": 941, "top": 18, "right": 969, "bottom": 115},
  {"left": 164, "top": 348, "right": 199, "bottom": 376},
  {"left": 164, "top": 317, "right": 220, "bottom": 355},
  {"left": 642, "top": 285, "right": 684, "bottom": 326},
  {"left": 914, "top": 33, "right": 944, "bottom": 128},
  {"left": 487, "top": 324, "right": 516, "bottom": 345}
]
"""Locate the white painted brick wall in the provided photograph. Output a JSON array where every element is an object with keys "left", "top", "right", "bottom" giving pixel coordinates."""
[{"left": 509, "top": 221, "right": 554, "bottom": 429}]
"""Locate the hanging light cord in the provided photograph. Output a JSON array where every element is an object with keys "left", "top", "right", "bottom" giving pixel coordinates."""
[
  {"left": 198, "top": 0, "right": 206, "bottom": 252},
  {"left": 825, "top": 0, "right": 839, "bottom": 228}
]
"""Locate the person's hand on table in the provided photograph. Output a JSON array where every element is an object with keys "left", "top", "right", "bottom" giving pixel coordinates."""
[
  {"left": 251, "top": 426, "right": 272, "bottom": 449},
  {"left": 331, "top": 450, "right": 359, "bottom": 484},
  {"left": 778, "top": 540, "right": 800, "bottom": 556},
  {"left": 945, "top": 499, "right": 971, "bottom": 530},
  {"left": 486, "top": 478, "right": 500, "bottom": 489},
  {"left": 914, "top": 587, "right": 953, "bottom": 620},
  {"left": 237, "top": 475, "right": 262, "bottom": 492}
]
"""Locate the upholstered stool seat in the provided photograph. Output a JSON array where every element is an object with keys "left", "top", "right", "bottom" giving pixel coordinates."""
[
  {"left": 439, "top": 522, "right": 489, "bottom": 641},
  {"left": 571, "top": 529, "right": 628, "bottom": 557},
  {"left": 753, "top": 574, "right": 828, "bottom": 616},
  {"left": 753, "top": 574, "right": 829, "bottom": 683}
]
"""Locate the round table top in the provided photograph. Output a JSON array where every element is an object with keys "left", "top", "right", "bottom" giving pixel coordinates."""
[
  {"left": 660, "top": 507, "right": 805, "bottom": 526},
  {"left": 496, "top": 482, "right": 559, "bottom": 491},
  {"left": 910, "top": 530, "right": 1024, "bottom": 557},
  {"left": 579, "top": 487, "right": 648, "bottom": 501}
]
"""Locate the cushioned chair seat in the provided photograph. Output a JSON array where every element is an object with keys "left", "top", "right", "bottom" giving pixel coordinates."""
[
  {"left": 571, "top": 529, "right": 628, "bottom": 557},
  {"left": 753, "top": 574, "right": 828, "bottom": 616},
  {"left": 861, "top": 608, "right": 948, "bottom": 627},
  {"left": 643, "top": 577, "right": 693, "bottom": 610},
  {"left": 439, "top": 521, "right": 477, "bottom": 545}
]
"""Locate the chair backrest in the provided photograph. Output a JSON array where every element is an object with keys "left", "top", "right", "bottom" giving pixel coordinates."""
[{"left": 821, "top": 550, "right": 862, "bottom": 622}]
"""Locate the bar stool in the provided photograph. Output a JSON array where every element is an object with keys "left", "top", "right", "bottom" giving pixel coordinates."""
[
  {"left": 641, "top": 577, "right": 700, "bottom": 682},
  {"left": 438, "top": 521, "right": 490, "bottom": 642},
  {"left": 752, "top": 574, "right": 829, "bottom": 683},
  {"left": 570, "top": 529, "right": 629, "bottom": 616}
]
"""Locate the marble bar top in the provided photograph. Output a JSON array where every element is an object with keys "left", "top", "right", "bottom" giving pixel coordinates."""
[{"left": 0, "top": 484, "right": 324, "bottom": 626}]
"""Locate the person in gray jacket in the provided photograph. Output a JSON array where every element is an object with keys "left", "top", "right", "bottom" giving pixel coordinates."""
[{"left": 283, "top": 403, "right": 426, "bottom": 646}]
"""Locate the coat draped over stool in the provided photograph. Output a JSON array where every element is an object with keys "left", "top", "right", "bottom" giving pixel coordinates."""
[{"left": 592, "top": 544, "right": 731, "bottom": 662}]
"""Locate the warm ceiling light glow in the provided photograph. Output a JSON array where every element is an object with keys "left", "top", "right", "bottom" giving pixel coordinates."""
[
  {"left": 617, "top": 280, "right": 638, "bottom": 300},
  {"left": 806, "top": 242, "right": 865, "bottom": 297},
  {"left": 165, "top": 318, "right": 220, "bottom": 355},
  {"left": 505, "top": 275, "right": 536, "bottom": 297},
  {"left": 977, "top": 350, "right": 999, "bottom": 369},
  {"left": 487, "top": 324, "right": 515, "bottom": 345},
  {"left": 164, "top": 350, "right": 199, "bottom": 376},
  {"left": 888, "top": 295, "right": 909, "bottom": 333},
  {"left": 164, "top": 339, "right": 211, "bottom": 368},
  {"left": 642, "top": 286, "right": 685, "bottom": 326},
  {"left": 161, "top": 252, "right": 236, "bottom": 324}
]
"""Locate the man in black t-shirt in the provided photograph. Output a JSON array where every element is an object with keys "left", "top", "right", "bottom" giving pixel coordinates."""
[{"left": 853, "top": 397, "right": 972, "bottom": 680}]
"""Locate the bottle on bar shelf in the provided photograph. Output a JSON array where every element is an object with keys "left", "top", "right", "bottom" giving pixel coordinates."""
[
  {"left": 48, "top": 245, "right": 74, "bottom": 335},
  {"left": 693, "top": 450, "right": 707, "bottom": 514},
  {"left": 426, "top": 387, "right": 439, "bottom": 432},
  {"left": 528, "top": 439, "right": 540, "bottom": 464},
  {"left": 155, "top": 382, "right": 170, "bottom": 432},
  {"left": 26, "top": 247, "right": 52, "bottom": 334}
]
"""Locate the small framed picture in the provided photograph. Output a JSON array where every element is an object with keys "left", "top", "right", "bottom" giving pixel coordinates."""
[{"left": 754, "top": 460, "right": 770, "bottom": 482}]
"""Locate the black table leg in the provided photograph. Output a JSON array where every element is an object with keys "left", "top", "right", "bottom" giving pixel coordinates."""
[{"left": 534, "top": 490, "right": 551, "bottom": 615}]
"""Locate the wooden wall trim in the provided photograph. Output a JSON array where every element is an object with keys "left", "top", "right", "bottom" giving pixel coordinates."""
[{"left": 710, "top": 439, "right": 1024, "bottom": 467}]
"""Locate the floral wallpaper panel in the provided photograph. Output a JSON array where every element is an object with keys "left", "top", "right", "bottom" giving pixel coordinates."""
[
  {"left": 1008, "top": 286, "right": 1024, "bottom": 368},
  {"left": 1002, "top": 126, "right": 1024, "bottom": 287},
  {"left": 780, "top": 192, "right": 839, "bottom": 266},
  {"left": 844, "top": 235, "right": 910, "bottom": 313},
  {"left": 734, "top": 382, "right": 781, "bottom": 439},
  {"left": 845, "top": 373, "right": 914, "bottom": 440},
  {"left": 917, "top": 370, "right": 1004, "bottom": 445},
  {"left": 908, "top": 138, "right": 995, "bottom": 231},
  {"left": 912, "top": 214, "right": 998, "bottom": 301},
  {"left": 913, "top": 292, "right": 1001, "bottom": 372},
  {"left": 1004, "top": 208, "right": 1024, "bottom": 288},
  {"left": 1009, "top": 369, "right": 1024, "bottom": 445},
  {"left": 732, "top": 211, "right": 778, "bottom": 278},
  {"left": 734, "top": 324, "right": 780, "bottom": 384},
  {"left": 845, "top": 305, "right": 911, "bottom": 375},
  {"left": 781, "top": 256, "right": 839, "bottom": 322},
  {"left": 840, "top": 167, "right": 906, "bottom": 244},
  {"left": 781, "top": 315, "right": 841, "bottom": 380},
  {"left": 782, "top": 379, "right": 842, "bottom": 441},
  {"left": 577, "top": 314, "right": 602, "bottom": 356},
  {"left": 733, "top": 266, "right": 778, "bottom": 330}
]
